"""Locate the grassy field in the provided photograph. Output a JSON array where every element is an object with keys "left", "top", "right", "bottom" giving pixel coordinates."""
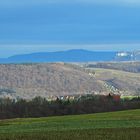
[
  {"left": 121, "top": 96, "right": 139, "bottom": 100},
  {"left": 0, "top": 109, "right": 140, "bottom": 140}
]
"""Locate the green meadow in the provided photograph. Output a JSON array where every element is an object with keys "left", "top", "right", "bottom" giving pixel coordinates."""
[{"left": 0, "top": 109, "right": 140, "bottom": 140}]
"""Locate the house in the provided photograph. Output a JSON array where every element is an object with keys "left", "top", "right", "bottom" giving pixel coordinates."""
[{"left": 108, "top": 92, "right": 121, "bottom": 101}]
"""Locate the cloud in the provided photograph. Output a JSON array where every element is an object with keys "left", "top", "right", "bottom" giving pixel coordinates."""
[
  {"left": 59, "top": 0, "right": 140, "bottom": 6},
  {"left": 1, "top": 0, "right": 140, "bottom": 7}
]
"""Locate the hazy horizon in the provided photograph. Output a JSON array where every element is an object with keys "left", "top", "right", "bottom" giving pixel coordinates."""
[
  {"left": 0, "top": 0, "right": 140, "bottom": 57},
  {"left": 0, "top": 44, "right": 140, "bottom": 58}
]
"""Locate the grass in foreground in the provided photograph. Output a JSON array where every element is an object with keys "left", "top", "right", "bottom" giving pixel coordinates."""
[{"left": 0, "top": 109, "right": 140, "bottom": 140}]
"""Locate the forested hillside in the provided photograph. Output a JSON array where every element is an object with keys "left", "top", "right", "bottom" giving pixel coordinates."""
[
  {"left": 0, "top": 63, "right": 140, "bottom": 99},
  {"left": 0, "top": 63, "right": 106, "bottom": 99},
  {"left": 86, "top": 62, "right": 140, "bottom": 73}
]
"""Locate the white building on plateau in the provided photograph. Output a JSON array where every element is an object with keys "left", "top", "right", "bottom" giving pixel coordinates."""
[{"left": 117, "top": 52, "right": 128, "bottom": 57}]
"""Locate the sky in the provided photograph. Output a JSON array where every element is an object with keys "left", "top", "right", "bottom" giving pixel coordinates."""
[{"left": 0, "top": 0, "right": 140, "bottom": 57}]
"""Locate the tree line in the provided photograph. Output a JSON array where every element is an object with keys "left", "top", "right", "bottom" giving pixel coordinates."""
[{"left": 0, "top": 95, "right": 140, "bottom": 119}]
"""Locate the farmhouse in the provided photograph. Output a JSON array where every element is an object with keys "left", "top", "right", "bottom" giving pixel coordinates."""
[{"left": 108, "top": 93, "right": 121, "bottom": 101}]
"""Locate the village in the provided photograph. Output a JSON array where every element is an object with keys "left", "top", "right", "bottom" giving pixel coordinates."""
[{"left": 47, "top": 92, "right": 121, "bottom": 102}]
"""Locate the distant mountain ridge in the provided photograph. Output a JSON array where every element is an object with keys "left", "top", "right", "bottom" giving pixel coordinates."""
[{"left": 0, "top": 49, "right": 140, "bottom": 63}]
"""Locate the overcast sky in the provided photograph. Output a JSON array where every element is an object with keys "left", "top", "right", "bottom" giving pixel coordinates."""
[{"left": 0, "top": 0, "right": 140, "bottom": 57}]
